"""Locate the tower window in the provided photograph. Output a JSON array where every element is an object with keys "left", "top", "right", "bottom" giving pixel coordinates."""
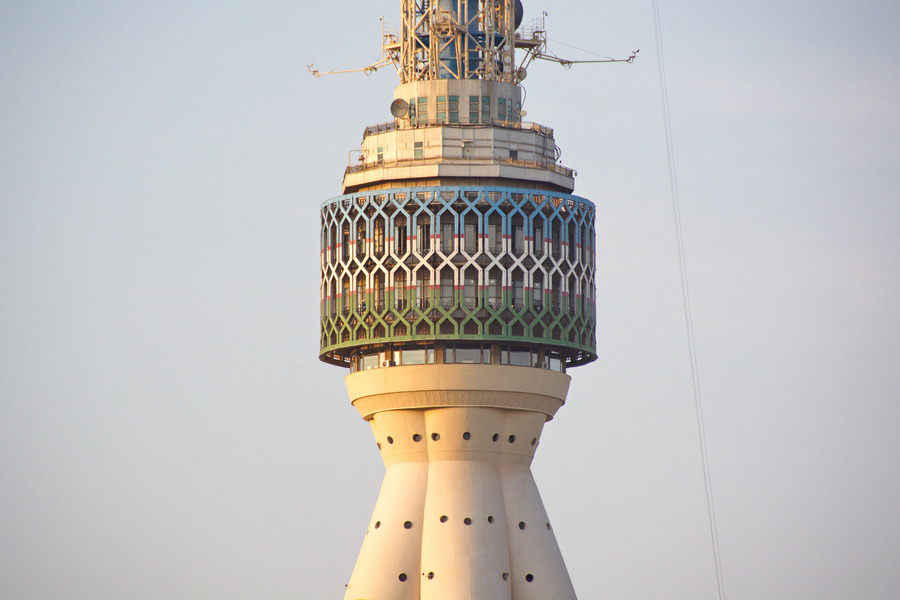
[
  {"left": 417, "top": 97, "right": 428, "bottom": 124},
  {"left": 436, "top": 95, "right": 447, "bottom": 123},
  {"left": 414, "top": 141, "right": 424, "bottom": 159},
  {"left": 448, "top": 95, "right": 459, "bottom": 123},
  {"left": 395, "top": 218, "right": 407, "bottom": 255}
]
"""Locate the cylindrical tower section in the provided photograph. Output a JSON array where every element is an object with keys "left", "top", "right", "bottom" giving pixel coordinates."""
[{"left": 319, "top": 186, "right": 596, "bottom": 370}]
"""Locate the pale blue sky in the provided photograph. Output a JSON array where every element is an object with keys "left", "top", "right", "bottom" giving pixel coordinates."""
[{"left": 1, "top": 1, "right": 898, "bottom": 599}]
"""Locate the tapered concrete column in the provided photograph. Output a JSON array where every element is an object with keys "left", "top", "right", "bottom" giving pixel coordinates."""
[{"left": 341, "top": 365, "right": 577, "bottom": 600}]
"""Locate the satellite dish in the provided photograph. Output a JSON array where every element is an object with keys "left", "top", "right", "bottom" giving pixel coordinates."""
[
  {"left": 390, "top": 99, "right": 409, "bottom": 118},
  {"left": 520, "top": 110, "right": 528, "bottom": 118},
  {"left": 516, "top": 67, "right": 528, "bottom": 82},
  {"left": 514, "top": 0, "right": 525, "bottom": 29}
]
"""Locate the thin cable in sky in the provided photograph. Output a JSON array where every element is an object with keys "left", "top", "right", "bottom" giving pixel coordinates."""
[{"left": 651, "top": 1, "right": 727, "bottom": 599}]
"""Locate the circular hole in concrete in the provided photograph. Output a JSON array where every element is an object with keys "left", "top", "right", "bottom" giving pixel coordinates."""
[
  {"left": 508, "top": 435, "right": 517, "bottom": 443},
  {"left": 518, "top": 521, "right": 526, "bottom": 530},
  {"left": 463, "top": 517, "right": 472, "bottom": 525},
  {"left": 462, "top": 431, "right": 471, "bottom": 440},
  {"left": 492, "top": 433, "right": 500, "bottom": 442},
  {"left": 387, "top": 436, "right": 394, "bottom": 444},
  {"left": 487, "top": 515, "right": 494, "bottom": 524},
  {"left": 426, "top": 571, "right": 434, "bottom": 580},
  {"left": 531, "top": 437, "right": 537, "bottom": 446},
  {"left": 525, "top": 573, "right": 534, "bottom": 582},
  {"left": 440, "top": 515, "right": 448, "bottom": 523},
  {"left": 431, "top": 433, "right": 440, "bottom": 441},
  {"left": 374, "top": 521, "right": 381, "bottom": 529},
  {"left": 399, "top": 573, "right": 408, "bottom": 582},
  {"left": 404, "top": 521, "right": 413, "bottom": 529},
  {"left": 412, "top": 434, "right": 422, "bottom": 442}
]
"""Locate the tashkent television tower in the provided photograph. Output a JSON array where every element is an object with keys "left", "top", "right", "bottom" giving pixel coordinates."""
[{"left": 315, "top": 2, "right": 634, "bottom": 598}]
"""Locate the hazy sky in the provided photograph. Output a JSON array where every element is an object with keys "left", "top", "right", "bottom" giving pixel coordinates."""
[{"left": 1, "top": 1, "right": 898, "bottom": 599}]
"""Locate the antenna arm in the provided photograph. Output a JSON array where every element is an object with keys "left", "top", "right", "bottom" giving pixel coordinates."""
[
  {"left": 307, "top": 56, "right": 393, "bottom": 78},
  {"left": 532, "top": 49, "right": 639, "bottom": 68}
]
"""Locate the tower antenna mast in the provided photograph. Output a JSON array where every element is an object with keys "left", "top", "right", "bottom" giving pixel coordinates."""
[{"left": 308, "top": 4, "right": 636, "bottom": 80}]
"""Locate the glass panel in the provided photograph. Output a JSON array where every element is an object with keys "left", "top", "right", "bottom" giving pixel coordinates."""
[
  {"left": 509, "top": 349, "right": 530, "bottom": 367},
  {"left": 464, "top": 220, "right": 478, "bottom": 252},
  {"left": 362, "top": 353, "right": 379, "bottom": 370},
  {"left": 440, "top": 271, "right": 454, "bottom": 307},
  {"left": 455, "top": 347, "right": 482, "bottom": 364},
  {"left": 548, "top": 351, "right": 562, "bottom": 372},
  {"left": 463, "top": 270, "right": 477, "bottom": 307},
  {"left": 402, "top": 349, "right": 425, "bottom": 365},
  {"left": 441, "top": 220, "right": 454, "bottom": 254},
  {"left": 417, "top": 217, "right": 431, "bottom": 253},
  {"left": 513, "top": 279, "right": 524, "bottom": 305},
  {"left": 395, "top": 221, "right": 407, "bottom": 255},
  {"left": 449, "top": 96, "right": 459, "bottom": 123}
]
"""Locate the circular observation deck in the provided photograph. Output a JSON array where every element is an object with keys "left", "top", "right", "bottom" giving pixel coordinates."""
[{"left": 319, "top": 186, "right": 597, "bottom": 369}]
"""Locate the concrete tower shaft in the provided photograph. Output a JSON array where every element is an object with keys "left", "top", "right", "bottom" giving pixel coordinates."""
[{"left": 342, "top": 365, "right": 575, "bottom": 600}]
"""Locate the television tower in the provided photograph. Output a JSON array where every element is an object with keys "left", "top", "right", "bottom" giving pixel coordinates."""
[{"left": 316, "top": 2, "right": 632, "bottom": 598}]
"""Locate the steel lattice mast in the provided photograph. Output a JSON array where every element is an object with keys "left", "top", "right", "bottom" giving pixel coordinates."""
[{"left": 317, "top": 2, "right": 614, "bottom": 598}]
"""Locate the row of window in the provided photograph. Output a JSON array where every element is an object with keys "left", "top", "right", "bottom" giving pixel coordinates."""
[
  {"left": 325, "top": 269, "right": 593, "bottom": 316},
  {"left": 407, "top": 96, "right": 521, "bottom": 125},
  {"left": 327, "top": 216, "right": 591, "bottom": 263},
  {"left": 349, "top": 343, "right": 566, "bottom": 373},
  {"left": 372, "top": 143, "right": 519, "bottom": 162}
]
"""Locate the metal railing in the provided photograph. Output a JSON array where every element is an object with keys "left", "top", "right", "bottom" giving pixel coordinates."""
[
  {"left": 346, "top": 156, "right": 575, "bottom": 178},
  {"left": 363, "top": 119, "right": 554, "bottom": 139}
]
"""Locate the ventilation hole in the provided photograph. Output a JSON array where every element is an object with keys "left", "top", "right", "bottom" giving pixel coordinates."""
[
  {"left": 518, "top": 521, "right": 526, "bottom": 530},
  {"left": 427, "top": 571, "right": 434, "bottom": 580},
  {"left": 508, "top": 435, "right": 517, "bottom": 443},
  {"left": 463, "top": 517, "right": 472, "bottom": 525},
  {"left": 399, "top": 573, "right": 408, "bottom": 582},
  {"left": 412, "top": 434, "right": 422, "bottom": 442},
  {"left": 492, "top": 433, "right": 500, "bottom": 442},
  {"left": 404, "top": 521, "right": 413, "bottom": 529},
  {"left": 546, "top": 522, "right": 552, "bottom": 530},
  {"left": 462, "top": 431, "right": 471, "bottom": 440},
  {"left": 502, "top": 572, "right": 509, "bottom": 581},
  {"left": 525, "top": 573, "right": 534, "bottom": 582},
  {"left": 431, "top": 433, "right": 440, "bottom": 441},
  {"left": 440, "top": 515, "right": 448, "bottom": 523},
  {"left": 487, "top": 515, "right": 494, "bottom": 524},
  {"left": 374, "top": 521, "right": 381, "bottom": 529},
  {"left": 531, "top": 437, "right": 537, "bottom": 446},
  {"left": 387, "top": 436, "right": 394, "bottom": 444}
]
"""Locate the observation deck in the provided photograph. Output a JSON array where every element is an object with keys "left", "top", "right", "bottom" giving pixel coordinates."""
[{"left": 319, "top": 186, "right": 597, "bottom": 370}]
